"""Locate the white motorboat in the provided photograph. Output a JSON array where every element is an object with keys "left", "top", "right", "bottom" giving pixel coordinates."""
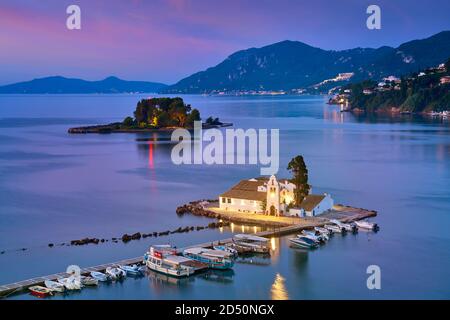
[
  {"left": 301, "top": 230, "right": 326, "bottom": 243},
  {"left": 80, "top": 276, "right": 98, "bottom": 286},
  {"left": 90, "top": 271, "right": 109, "bottom": 282},
  {"left": 289, "top": 236, "right": 318, "bottom": 249},
  {"left": 57, "top": 276, "right": 82, "bottom": 290},
  {"left": 314, "top": 226, "right": 332, "bottom": 235},
  {"left": 233, "top": 234, "right": 270, "bottom": 254},
  {"left": 119, "top": 264, "right": 144, "bottom": 276},
  {"left": 145, "top": 246, "right": 195, "bottom": 277},
  {"left": 302, "top": 230, "right": 330, "bottom": 242},
  {"left": 324, "top": 224, "right": 345, "bottom": 233},
  {"left": 330, "top": 219, "right": 357, "bottom": 232},
  {"left": 105, "top": 266, "right": 126, "bottom": 280},
  {"left": 354, "top": 220, "right": 379, "bottom": 230},
  {"left": 44, "top": 280, "right": 65, "bottom": 293}
]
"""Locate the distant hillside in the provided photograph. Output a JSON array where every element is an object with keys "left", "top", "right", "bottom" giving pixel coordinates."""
[
  {"left": 341, "top": 58, "right": 450, "bottom": 113},
  {"left": 164, "top": 31, "right": 450, "bottom": 93},
  {"left": 0, "top": 76, "right": 167, "bottom": 94}
]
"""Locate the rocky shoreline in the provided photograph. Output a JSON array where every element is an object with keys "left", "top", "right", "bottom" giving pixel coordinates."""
[{"left": 176, "top": 200, "right": 292, "bottom": 227}]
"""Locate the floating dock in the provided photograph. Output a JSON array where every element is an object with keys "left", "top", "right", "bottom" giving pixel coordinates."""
[{"left": 0, "top": 205, "right": 376, "bottom": 298}]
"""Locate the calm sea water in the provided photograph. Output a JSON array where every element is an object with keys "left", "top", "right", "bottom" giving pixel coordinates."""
[{"left": 0, "top": 94, "right": 449, "bottom": 299}]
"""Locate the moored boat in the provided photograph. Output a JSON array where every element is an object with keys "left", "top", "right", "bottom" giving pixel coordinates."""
[
  {"left": 314, "top": 226, "right": 332, "bottom": 235},
  {"left": 105, "top": 266, "right": 126, "bottom": 280},
  {"left": 44, "top": 280, "right": 65, "bottom": 293},
  {"left": 213, "top": 245, "right": 238, "bottom": 258},
  {"left": 354, "top": 220, "right": 379, "bottom": 231},
  {"left": 302, "top": 230, "right": 328, "bottom": 242},
  {"left": 232, "top": 234, "right": 270, "bottom": 254},
  {"left": 119, "top": 264, "right": 145, "bottom": 276},
  {"left": 330, "top": 219, "right": 358, "bottom": 233},
  {"left": 289, "top": 236, "right": 318, "bottom": 249},
  {"left": 80, "top": 276, "right": 98, "bottom": 286},
  {"left": 324, "top": 224, "right": 345, "bottom": 233},
  {"left": 57, "top": 276, "right": 82, "bottom": 290},
  {"left": 183, "top": 247, "right": 234, "bottom": 270},
  {"left": 145, "top": 246, "right": 195, "bottom": 277},
  {"left": 90, "top": 271, "right": 109, "bottom": 282},
  {"left": 29, "top": 285, "right": 53, "bottom": 298}
]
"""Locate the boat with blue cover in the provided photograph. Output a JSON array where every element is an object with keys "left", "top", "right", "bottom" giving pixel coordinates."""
[{"left": 183, "top": 247, "right": 234, "bottom": 270}]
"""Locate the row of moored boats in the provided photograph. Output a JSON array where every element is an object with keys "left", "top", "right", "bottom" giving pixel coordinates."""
[
  {"left": 29, "top": 234, "right": 271, "bottom": 297},
  {"left": 143, "top": 234, "right": 271, "bottom": 277},
  {"left": 289, "top": 219, "right": 379, "bottom": 249},
  {"left": 28, "top": 264, "right": 146, "bottom": 298}
]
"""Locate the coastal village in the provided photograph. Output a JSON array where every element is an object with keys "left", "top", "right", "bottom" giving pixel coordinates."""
[{"left": 328, "top": 60, "right": 450, "bottom": 116}]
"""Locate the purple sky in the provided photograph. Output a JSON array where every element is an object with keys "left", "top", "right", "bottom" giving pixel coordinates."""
[{"left": 1, "top": 0, "right": 449, "bottom": 85}]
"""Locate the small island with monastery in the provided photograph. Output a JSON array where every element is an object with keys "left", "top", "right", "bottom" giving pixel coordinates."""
[{"left": 177, "top": 155, "right": 377, "bottom": 229}]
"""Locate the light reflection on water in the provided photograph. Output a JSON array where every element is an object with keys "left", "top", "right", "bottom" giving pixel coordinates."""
[{"left": 271, "top": 273, "right": 289, "bottom": 300}]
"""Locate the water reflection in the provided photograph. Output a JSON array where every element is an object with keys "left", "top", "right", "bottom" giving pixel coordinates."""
[
  {"left": 236, "top": 253, "right": 271, "bottom": 266},
  {"left": 270, "top": 237, "right": 281, "bottom": 263},
  {"left": 271, "top": 273, "right": 288, "bottom": 300},
  {"left": 146, "top": 269, "right": 194, "bottom": 289},
  {"left": 198, "top": 269, "right": 235, "bottom": 284}
]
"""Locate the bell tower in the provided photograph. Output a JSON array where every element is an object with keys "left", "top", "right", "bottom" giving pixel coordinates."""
[{"left": 266, "top": 175, "right": 280, "bottom": 216}]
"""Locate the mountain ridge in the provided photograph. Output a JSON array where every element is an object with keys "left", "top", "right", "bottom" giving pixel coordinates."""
[
  {"left": 163, "top": 31, "right": 450, "bottom": 93},
  {"left": 0, "top": 76, "right": 167, "bottom": 94}
]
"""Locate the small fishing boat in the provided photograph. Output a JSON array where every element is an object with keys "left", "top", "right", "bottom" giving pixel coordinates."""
[
  {"left": 183, "top": 247, "right": 234, "bottom": 270},
  {"left": 57, "top": 276, "right": 82, "bottom": 290},
  {"left": 314, "top": 226, "right": 332, "bottom": 235},
  {"left": 119, "top": 264, "right": 144, "bottom": 276},
  {"left": 324, "top": 224, "right": 345, "bottom": 233},
  {"left": 80, "top": 276, "right": 98, "bottom": 286},
  {"left": 233, "top": 234, "right": 270, "bottom": 254},
  {"left": 145, "top": 246, "right": 195, "bottom": 277},
  {"left": 90, "top": 271, "right": 109, "bottom": 282},
  {"left": 354, "top": 220, "right": 379, "bottom": 231},
  {"left": 213, "top": 245, "right": 238, "bottom": 258},
  {"left": 289, "top": 236, "right": 318, "bottom": 249},
  {"left": 105, "top": 267, "right": 126, "bottom": 280},
  {"left": 29, "top": 286, "right": 53, "bottom": 298},
  {"left": 44, "top": 280, "right": 65, "bottom": 293}
]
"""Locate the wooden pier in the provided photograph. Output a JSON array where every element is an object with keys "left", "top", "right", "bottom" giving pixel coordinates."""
[{"left": 0, "top": 205, "right": 376, "bottom": 298}]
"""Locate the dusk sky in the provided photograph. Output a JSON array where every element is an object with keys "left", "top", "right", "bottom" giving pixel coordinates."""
[{"left": 1, "top": 0, "right": 449, "bottom": 85}]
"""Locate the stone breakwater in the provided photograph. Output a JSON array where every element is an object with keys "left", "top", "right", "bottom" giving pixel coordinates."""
[
  {"left": 176, "top": 200, "right": 220, "bottom": 218},
  {"left": 0, "top": 220, "right": 229, "bottom": 255}
]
